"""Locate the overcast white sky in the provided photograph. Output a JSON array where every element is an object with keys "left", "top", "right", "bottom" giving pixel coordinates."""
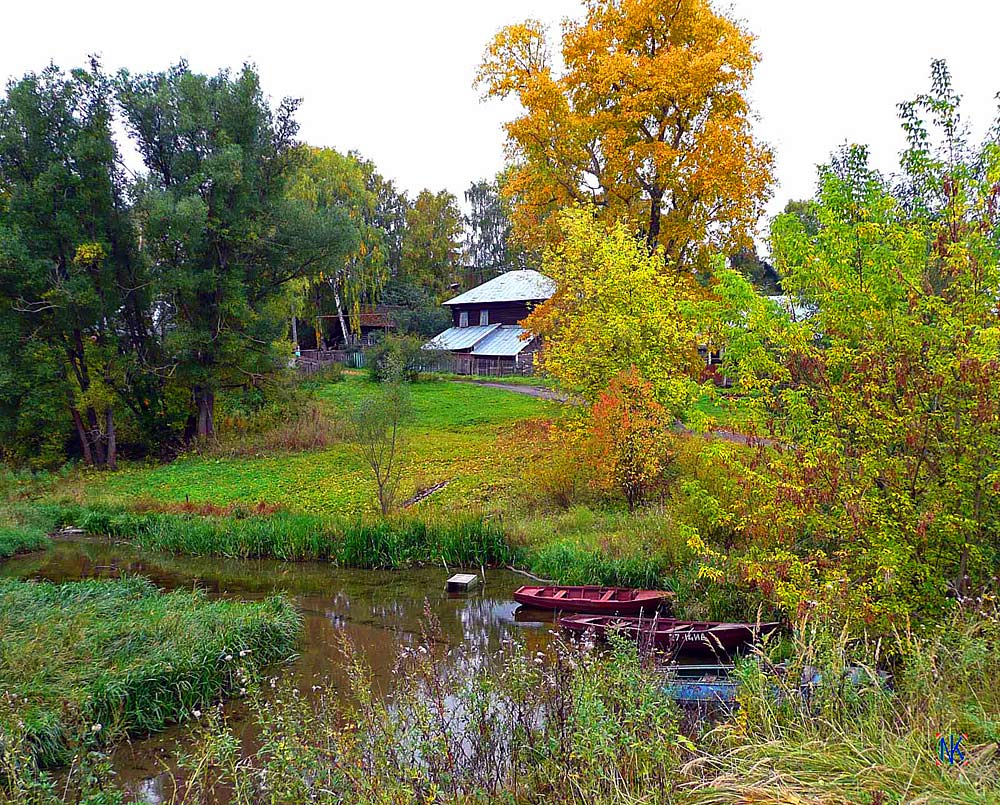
[{"left": 3, "top": 1, "right": 1000, "bottom": 237}]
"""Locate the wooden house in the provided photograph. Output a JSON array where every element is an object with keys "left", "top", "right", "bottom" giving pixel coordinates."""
[{"left": 424, "top": 270, "right": 555, "bottom": 375}]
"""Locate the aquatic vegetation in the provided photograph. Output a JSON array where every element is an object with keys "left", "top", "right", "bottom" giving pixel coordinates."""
[
  {"left": 43, "top": 504, "right": 514, "bottom": 568},
  {"left": 0, "top": 577, "right": 301, "bottom": 770},
  {"left": 685, "top": 602, "right": 1000, "bottom": 803}
]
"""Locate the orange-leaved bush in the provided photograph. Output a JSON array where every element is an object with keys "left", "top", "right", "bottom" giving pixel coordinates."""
[{"left": 587, "top": 368, "right": 674, "bottom": 510}]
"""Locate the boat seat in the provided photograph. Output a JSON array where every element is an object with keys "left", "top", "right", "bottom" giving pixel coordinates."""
[
  {"left": 553, "top": 590, "right": 568, "bottom": 599},
  {"left": 599, "top": 590, "right": 616, "bottom": 602}
]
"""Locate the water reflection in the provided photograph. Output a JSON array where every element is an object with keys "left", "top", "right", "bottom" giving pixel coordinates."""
[{"left": 1, "top": 538, "right": 554, "bottom": 802}]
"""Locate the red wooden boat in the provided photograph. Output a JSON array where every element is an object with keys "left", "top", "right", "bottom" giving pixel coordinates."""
[
  {"left": 558, "top": 614, "right": 781, "bottom": 654},
  {"left": 512, "top": 585, "right": 671, "bottom": 615}
]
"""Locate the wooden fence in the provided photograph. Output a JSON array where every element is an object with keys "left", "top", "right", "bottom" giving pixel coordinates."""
[{"left": 296, "top": 349, "right": 535, "bottom": 377}]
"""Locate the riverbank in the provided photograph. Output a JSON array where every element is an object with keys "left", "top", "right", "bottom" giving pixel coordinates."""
[
  {"left": 2, "top": 377, "right": 758, "bottom": 612},
  {"left": 0, "top": 538, "right": 553, "bottom": 801},
  {"left": 134, "top": 595, "right": 1000, "bottom": 804}
]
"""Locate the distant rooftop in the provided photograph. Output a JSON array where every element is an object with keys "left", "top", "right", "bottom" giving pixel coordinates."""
[
  {"left": 443, "top": 270, "right": 555, "bottom": 306},
  {"left": 768, "top": 295, "right": 817, "bottom": 322},
  {"left": 423, "top": 325, "right": 500, "bottom": 351}
]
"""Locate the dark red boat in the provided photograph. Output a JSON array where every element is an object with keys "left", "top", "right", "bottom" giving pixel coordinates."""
[
  {"left": 512, "top": 585, "right": 671, "bottom": 615},
  {"left": 558, "top": 614, "right": 781, "bottom": 654}
]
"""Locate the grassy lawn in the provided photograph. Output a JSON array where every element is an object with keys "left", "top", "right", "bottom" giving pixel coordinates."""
[
  {"left": 686, "top": 388, "right": 756, "bottom": 432},
  {"left": 0, "top": 576, "right": 300, "bottom": 768},
  {"left": 49, "top": 377, "right": 559, "bottom": 517}
]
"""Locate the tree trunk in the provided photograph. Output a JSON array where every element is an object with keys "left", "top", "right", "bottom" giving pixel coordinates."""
[
  {"left": 105, "top": 408, "right": 117, "bottom": 471},
  {"left": 291, "top": 315, "right": 299, "bottom": 351},
  {"left": 646, "top": 189, "right": 664, "bottom": 253},
  {"left": 333, "top": 288, "right": 350, "bottom": 346},
  {"left": 71, "top": 407, "right": 94, "bottom": 466},
  {"left": 85, "top": 406, "right": 107, "bottom": 466},
  {"left": 195, "top": 387, "right": 215, "bottom": 438}
]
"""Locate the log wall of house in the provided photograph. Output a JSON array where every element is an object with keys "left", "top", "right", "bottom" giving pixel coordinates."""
[{"left": 450, "top": 300, "right": 544, "bottom": 327}]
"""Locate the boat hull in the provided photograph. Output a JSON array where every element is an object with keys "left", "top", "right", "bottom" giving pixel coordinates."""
[
  {"left": 512, "top": 585, "right": 670, "bottom": 615},
  {"left": 559, "top": 614, "right": 780, "bottom": 654}
]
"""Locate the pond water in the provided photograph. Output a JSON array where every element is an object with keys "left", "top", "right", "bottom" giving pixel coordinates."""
[{"left": 1, "top": 538, "right": 556, "bottom": 803}]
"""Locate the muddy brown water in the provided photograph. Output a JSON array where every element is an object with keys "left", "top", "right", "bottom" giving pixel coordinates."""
[{"left": 0, "top": 538, "right": 557, "bottom": 803}]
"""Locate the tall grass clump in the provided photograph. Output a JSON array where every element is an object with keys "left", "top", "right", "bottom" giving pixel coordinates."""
[
  {"left": 0, "top": 577, "right": 301, "bottom": 769},
  {"left": 176, "top": 618, "right": 684, "bottom": 803},
  {"left": 0, "top": 505, "right": 57, "bottom": 559},
  {"left": 46, "top": 504, "right": 513, "bottom": 568},
  {"left": 683, "top": 602, "right": 1000, "bottom": 803}
]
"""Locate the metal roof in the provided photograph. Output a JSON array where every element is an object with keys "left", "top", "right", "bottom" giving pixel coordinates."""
[
  {"left": 422, "top": 325, "right": 500, "bottom": 351},
  {"left": 470, "top": 325, "right": 535, "bottom": 357},
  {"left": 443, "top": 270, "right": 555, "bottom": 306}
]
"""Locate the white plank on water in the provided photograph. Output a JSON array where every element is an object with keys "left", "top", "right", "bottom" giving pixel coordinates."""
[{"left": 446, "top": 573, "right": 479, "bottom": 592}]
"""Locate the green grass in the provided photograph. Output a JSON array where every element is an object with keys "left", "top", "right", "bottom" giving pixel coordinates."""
[
  {"left": 684, "top": 607, "right": 1000, "bottom": 804},
  {"left": 0, "top": 576, "right": 301, "bottom": 769},
  {"left": 312, "top": 375, "right": 556, "bottom": 430},
  {"left": 506, "top": 505, "right": 691, "bottom": 588},
  {"left": 51, "top": 376, "right": 558, "bottom": 517}
]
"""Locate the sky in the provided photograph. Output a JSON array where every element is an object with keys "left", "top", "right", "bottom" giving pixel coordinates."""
[{"left": 3, "top": 0, "right": 1000, "bottom": 241}]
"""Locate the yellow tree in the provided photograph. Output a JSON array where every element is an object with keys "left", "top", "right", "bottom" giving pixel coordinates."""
[
  {"left": 526, "top": 208, "right": 704, "bottom": 411},
  {"left": 478, "top": 0, "right": 773, "bottom": 265}
]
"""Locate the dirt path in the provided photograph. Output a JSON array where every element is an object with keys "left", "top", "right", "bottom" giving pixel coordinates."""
[
  {"left": 453, "top": 379, "right": 572, "bottom": 402},
  {"left": 455, "top": 379, "right": 779, "bottom": 448}
]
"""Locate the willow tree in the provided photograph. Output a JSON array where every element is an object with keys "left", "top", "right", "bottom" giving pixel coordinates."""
[
  {"left": 288, "top": 148, "right": 388, "bottom": 346},
  {"left": 477, "top": 0, "right": 773, "bottom": 264},
  {"left": 400, "top": 190, "right": 463, "bottom": 301}
]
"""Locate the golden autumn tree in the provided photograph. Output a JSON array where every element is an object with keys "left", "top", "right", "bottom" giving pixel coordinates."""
[{"left": 477, "top": 0, "right": 773, "bottom": 265}]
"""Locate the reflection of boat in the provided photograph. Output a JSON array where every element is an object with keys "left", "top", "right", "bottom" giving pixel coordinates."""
[
  {"left": 663, "top": 679, "right": 739, "bottom": 704},
  {"left": 558, "top": 614, "right": 780, "bottom": 654},
  {"left": 512, "top": 586, "right": 671, "bottom": 615},
  {"left": 512, "top": 605, "right": 556, "bottom": 624}
]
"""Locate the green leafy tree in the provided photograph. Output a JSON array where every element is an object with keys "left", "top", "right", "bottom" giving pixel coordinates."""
[
  {"left": 400, "top": 190, "right": 463, "bottom": 300},
  {"left": 0, "top": 63, "right": 150, "bottom": 468},
  {"left": 351, "top": 377, "right": 411, "bottom": 516},
  {"left": 119, "top": 62, "right": 356, "bottom": 438},
  {"left": 463, "top": 178, "right": 538, "bottom": 285},
  {"left": 525, "top": 208, "right": 704, "bottom": 413},
  {"left": 781, "top": 199, "right": 821, "bottom": 237},
  {"left": 362, "top": 160, "right": 409, "bottom": 278},
  {"left": 713, "top": 62, "right": 1000, "bottom": 623},
  {"left": 729, "top": 246, "right": 781, "bottom": 294}
]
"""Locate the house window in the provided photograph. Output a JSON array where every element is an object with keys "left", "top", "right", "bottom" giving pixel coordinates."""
[
  {"left": 479, "top": 310, "right": 489, "bottom": 326},
  {"left": 459, "top": 311, "right": 469, "bottom": 328}
]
